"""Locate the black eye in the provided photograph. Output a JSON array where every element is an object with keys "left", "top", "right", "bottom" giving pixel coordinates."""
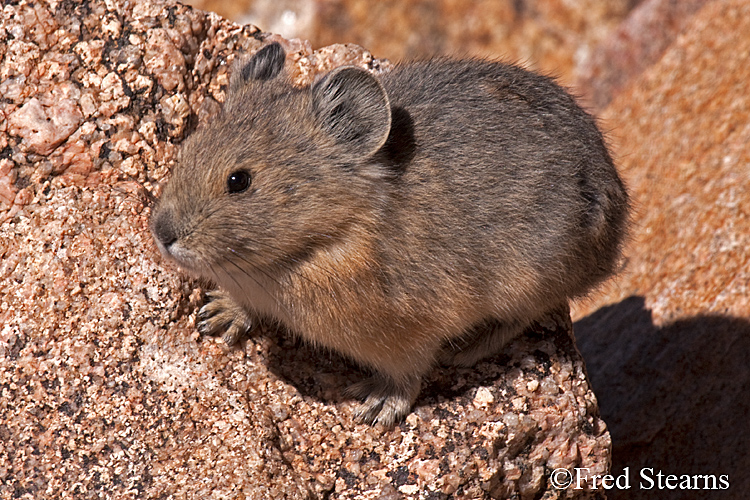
[{"left": 226, "top": 170, "right": 251, "bottom": 194}]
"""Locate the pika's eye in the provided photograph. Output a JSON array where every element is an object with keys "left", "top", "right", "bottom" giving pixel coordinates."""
[{"left": 226, "top": 170, "right": 251, "bottom": 194}]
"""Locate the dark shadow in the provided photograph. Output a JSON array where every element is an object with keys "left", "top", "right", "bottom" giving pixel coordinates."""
[
  {"left": 575, "top": 296, "right": 750, "bottom": 499},
  {"left": 379, "top": 105, "right": 417, "bottom": 174}
]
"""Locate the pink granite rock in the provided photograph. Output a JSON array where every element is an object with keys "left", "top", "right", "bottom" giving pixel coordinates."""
[
  {"left": 575, "top": 0, "right": 710, "bottom": 112},
  {"left": 8, "top": 96, "right": 83, "bottom": 155},
  {"left": 0, "top": 1, "right": 610, "bottom": 498},
  {"left": 572, "top": 0, "right": 750, "bottom": 497}
]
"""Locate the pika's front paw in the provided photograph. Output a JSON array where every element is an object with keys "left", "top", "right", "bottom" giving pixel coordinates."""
[
  {"left": 197, "top": 290, "right": 254, "bottom": 345},
  {"left": 345, "top": 375, "right": 421, "bottom": 427}
]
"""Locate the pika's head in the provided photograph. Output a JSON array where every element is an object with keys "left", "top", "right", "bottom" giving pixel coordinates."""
[{"left": 150, "top": 43, "right": 392, "bottom": 283}]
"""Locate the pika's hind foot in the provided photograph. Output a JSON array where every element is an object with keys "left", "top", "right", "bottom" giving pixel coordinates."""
[
  {"left": 345, "top": 375, "right": 421, "bottom": 427},
  {"left": 198, "top": 290, "right": 254, "bottom": 345},
  {"left": 441, "top": 319, "right": 526, "bottom": 367}
]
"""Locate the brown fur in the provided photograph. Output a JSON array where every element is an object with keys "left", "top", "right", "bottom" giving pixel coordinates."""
[{"left": 150, "top": 42, "right": 630, "bottom": 426}]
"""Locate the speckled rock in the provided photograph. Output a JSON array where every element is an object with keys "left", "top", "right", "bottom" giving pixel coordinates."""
[
  {"left": 571, "top": 0, "right": 750, "bottom": 497},
  {"left": 1, "top": 1, "right": 610, "bottom": 498}
]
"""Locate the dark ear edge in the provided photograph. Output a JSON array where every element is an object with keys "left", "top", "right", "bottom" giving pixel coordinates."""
[
  {"left": 231, "top": 42, "right": 286, "bottom": 90},
  {"left": 312, "top": 66, "right": 392, "bottom": 159}
]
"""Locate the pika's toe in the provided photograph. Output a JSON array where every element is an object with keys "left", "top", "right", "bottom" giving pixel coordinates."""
[
  {"left": 346, "top": 375, "right": 420, "bottom": 427},
  {"left": 197, "top": 290, "right": 254, "bottom": 345}
]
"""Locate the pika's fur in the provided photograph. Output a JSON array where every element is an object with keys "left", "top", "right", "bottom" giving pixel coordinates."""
[{"left": 151, "top": 42, "right": 629, "bottom": 426}]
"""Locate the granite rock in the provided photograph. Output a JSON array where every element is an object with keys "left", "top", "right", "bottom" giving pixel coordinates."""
[
  {"left": 575, "top": 0, "right": 710, "bottom": 112},
  {"left": 1, "top": 0, "right": 610, "bottom": 498},
  {"left": 571, "top": 0, "right": 750, "bottom": 497}
]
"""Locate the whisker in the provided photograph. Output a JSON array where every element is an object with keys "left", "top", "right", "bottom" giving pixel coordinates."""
[
  {"left": 214, "top": 260, "right": 248, "bottom": 296},
  {"left": 304, "top": 232, "right": 334, "bottom": 240},
  {"left": 227, "top": 247, "right": 337, "bottom": 300},
  {"left": 222, "top": 250, "right": 296, "bottom": 320},
  {"left": 213, "top": 229, "right": 350, "bottom": 286}
]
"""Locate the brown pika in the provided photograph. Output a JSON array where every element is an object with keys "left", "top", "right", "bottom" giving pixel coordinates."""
[{"left": 150, "top": 42, "right": 629, "bottom": 426}]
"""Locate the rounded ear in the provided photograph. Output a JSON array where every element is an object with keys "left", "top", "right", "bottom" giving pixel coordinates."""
[
  {"left": 231, "top": 42, "right": 286, "bottom": 90},
  {"left": 312, "top": 66, "right": 391, "bottom": 158}
]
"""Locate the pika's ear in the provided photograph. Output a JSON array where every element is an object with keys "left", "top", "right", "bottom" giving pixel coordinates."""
[
  {"left": 312, "top": 66, "right": 391, "bottom": 158},
  {"left": 231, "top": 42, "right": 286, "bottom": 90}
]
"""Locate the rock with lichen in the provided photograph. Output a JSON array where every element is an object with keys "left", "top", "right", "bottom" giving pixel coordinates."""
[{"left": 0, "top": 1, "right": 610, "bottom": 498}]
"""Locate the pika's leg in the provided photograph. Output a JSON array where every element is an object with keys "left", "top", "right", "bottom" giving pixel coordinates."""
[
  {"left": 198, "top": 290, "right": 255, "bottom": 345},
  {"left": 441, "top": 319, "right": 527, "bottom": 367},
  {"left": 345, "top": 373, "right": 422, "bottom": 427}
]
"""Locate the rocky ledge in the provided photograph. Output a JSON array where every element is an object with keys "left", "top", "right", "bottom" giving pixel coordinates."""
[{"left": 0, "top": 1, "right": 609, "bottom": 498}]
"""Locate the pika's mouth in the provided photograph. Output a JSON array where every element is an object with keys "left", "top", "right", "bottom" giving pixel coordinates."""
[
  {"left": 152, "top": 235, "right": 204, "bottom": 275},
  {"left": 150, "top": 206, "right": 206, "bottom": 274}
]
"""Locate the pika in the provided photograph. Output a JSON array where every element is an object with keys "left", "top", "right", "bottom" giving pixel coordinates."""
[{"left": 151, "top": 42, "right": 629, "bottom": 426}]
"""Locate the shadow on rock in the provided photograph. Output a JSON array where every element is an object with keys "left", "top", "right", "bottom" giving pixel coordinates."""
[
  {"left": 575, "top": 296, "right": 750, "bottom": 498},
  {"left": 264, "top": 310, "right": 581, "bottom": 415},
  {"left": 262, "top": 326, "right": 540, "bottom": 410}
]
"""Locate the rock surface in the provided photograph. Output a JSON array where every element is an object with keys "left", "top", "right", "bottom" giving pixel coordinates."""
[
  {"left": 0, "top": 1, "right": 610, "bottom": 499},
  {"left": 575, "top": 0, "right": 710, "bottom": 112},
  {"left": 572, "top": 0, "right": 750, "bottom": 497}
]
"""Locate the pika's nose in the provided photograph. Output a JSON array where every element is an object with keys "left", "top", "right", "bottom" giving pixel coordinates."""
[{"left": 151, "top": 207, "right": 178, "bottom": 249}]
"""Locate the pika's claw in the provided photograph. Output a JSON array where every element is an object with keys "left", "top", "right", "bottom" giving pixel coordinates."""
[
  {"left": 345, "top": 375, "right": 421, "bottom": 427},
  {"left": 197, "top": 290, "right": 254, "bottom": 345}
]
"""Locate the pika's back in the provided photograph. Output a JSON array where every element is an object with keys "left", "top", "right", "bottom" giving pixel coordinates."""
[{"left": 374, "top": 59, "right": 628, "bottom": 303}]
